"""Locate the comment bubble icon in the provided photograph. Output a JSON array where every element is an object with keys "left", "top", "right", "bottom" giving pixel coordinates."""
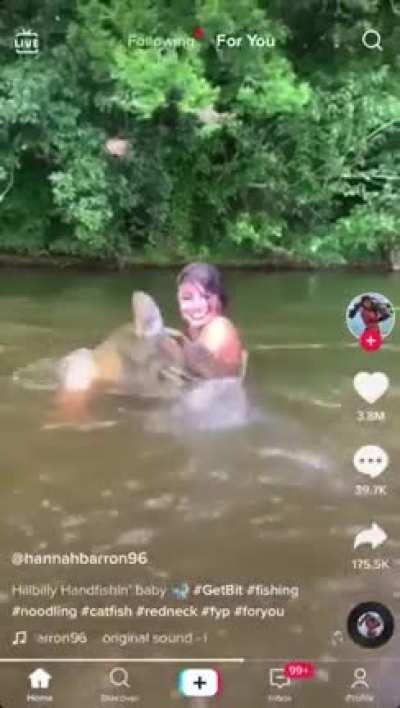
[{"left": 353, "top": 445, "right": 388, "bottom": 478}]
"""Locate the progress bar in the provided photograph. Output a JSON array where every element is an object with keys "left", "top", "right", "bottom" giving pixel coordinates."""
[
  {"left": 1, "top": 658, "right": 399, "bottom": 664},
  {"left": 0, "top": 658, "right": 245, "bottom": 663}
]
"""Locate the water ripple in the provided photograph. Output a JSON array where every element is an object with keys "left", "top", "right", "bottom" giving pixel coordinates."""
[{"left": 115, "top": 528, "right": 156, "bottom": 545}]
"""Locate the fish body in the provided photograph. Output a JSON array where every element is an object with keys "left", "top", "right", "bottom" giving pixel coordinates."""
[
  {"left": 59, "top": 292, "right": 189, "bottom": 399},
  {"left": 58, "top": 291, "right": 249, "bottom": 424}
]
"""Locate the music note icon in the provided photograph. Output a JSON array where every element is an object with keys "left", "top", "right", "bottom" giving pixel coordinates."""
[{"left": 12, "top": 630, "right": 27, "bottom": 646}]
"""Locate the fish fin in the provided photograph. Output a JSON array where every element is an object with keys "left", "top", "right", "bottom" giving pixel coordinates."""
[
  {"left": 131, "top": 291, "right": 164, "bottom": 338},
  {"left": 59, "top": 348, "right": 98, "bottom": 391}
]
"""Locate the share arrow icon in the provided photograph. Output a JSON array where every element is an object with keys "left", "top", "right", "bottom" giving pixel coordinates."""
[{"left": 353, "top": 523, "right": 388, "bottom": 550}]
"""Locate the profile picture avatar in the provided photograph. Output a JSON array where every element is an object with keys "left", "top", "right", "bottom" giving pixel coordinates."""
[
  {"left": 357, "top": 611, "right": 384, "bottom": 639},
  {"left": 346, "top": 292, "right": 395, "bottom": 339},
  {"left": 348, "top": 601, "right": 394, "bottom": 648}
]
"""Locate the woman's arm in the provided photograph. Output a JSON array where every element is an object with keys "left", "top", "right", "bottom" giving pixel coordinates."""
[
  {"left": 182, "top": 339, "right": 233, "bottom": 379},
  {"left": 183, "top": 317, "right": 243, "bottom": 379}
]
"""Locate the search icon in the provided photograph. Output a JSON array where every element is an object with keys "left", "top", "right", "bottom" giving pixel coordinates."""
[
  {"left": 362, "top": 29, "right": 383, "bottom": 51},
  {"left": 109, "top": 667, "right": 130, "bottom": 688}
]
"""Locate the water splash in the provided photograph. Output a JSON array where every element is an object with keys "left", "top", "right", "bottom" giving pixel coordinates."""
[
  {"left": 258, "top": 447, "right": 329, "bottom": 472},
  {"left": 13, "top": 357, "right": 59, "bottom": 391},
  {"left": 41, "top": 420, "right": 118, "bottom": 432}
]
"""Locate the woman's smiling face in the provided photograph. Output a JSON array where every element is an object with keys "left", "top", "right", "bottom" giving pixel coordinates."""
[{"left": 178, "top": 280, "right": 219, "bottom": 329}]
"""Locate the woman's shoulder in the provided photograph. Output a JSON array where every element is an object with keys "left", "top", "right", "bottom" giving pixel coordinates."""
[
  {"left": 206, "top": 315, "right": 238, "bottom": 334},
  {"left": 200, "top": 316, "right": 242, "bottom": 350}
]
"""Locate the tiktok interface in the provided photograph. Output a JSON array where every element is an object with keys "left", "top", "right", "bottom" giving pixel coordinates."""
[{"left": 1, "top": 1, "right": 400, "bottom": 707}]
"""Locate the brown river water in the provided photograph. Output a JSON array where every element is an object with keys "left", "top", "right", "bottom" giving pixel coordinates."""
[{"left": 0, "top": 268, "right": 399, "bottom": 707}]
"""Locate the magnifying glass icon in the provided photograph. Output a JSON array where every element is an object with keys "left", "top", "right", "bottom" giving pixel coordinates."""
[
  {"left": 109, "top": 667, "right": 130, "bottom": 688},
  {"left": 362, "top": 29, "right": 383, "bottom": 51}
]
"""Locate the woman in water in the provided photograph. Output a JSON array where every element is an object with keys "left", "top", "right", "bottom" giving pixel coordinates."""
[
  {"left": 55, "top": 263, "right": 245, "bottom": 422},
  {"left": 348, "top": 294, "right": 392, "bottom": 334},
  {"left": 175, "top": 262, "right": 245, "bottom": 380}
]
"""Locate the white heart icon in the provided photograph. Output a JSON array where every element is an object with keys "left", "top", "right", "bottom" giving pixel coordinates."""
[
  {"left": 353, "top": 445, "right": 389, "bottom": 478},
  {"left": 353, "top": 372, "right": 389, "bottom": 405}
]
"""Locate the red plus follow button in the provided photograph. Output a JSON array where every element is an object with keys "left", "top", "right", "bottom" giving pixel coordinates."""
[
  {"left": 284, "top": 662, "right": 315, "bottom": 681},
  {"left": 360, "top": 329, "right": 383, "bottom": 352}
]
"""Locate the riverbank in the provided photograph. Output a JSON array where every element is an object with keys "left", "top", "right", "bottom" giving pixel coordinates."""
[{"left": 0, "top": 253, "right": 393, "bottom": 272}]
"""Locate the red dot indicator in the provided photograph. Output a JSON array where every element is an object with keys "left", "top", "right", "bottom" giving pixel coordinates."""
[
  {"left": 360, "top": 329, "right": 383, "bottom": 352},
  {"left": 284, "top": 661, "right": 315, "bottom": 681},
  {"left": 193, "top": 27, "right": 205, "bottom": 40}
]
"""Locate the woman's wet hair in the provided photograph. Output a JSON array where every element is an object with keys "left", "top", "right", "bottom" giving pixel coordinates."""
[
  {"left": 361, "top": 295, "right": 372, "bottom": 305},
  {"left": 177, "top": 262, "right": 228, "bottom": 310}
]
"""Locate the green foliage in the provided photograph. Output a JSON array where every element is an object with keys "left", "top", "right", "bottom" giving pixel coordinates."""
[
  {"left": 110, "top": 45, "right": 218, "bottom": 118},
  {"left": 230, "top": 213, "right": 284, "bottom": 252},
  {"left": 236, "top": 55, "right": 311, "bottom": 117},
  {"left": 1, "top": 0, "right": 400, "bottom": 265}
]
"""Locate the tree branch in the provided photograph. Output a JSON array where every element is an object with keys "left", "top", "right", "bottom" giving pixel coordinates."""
[
  {"left": 0, "top": 167, "right": 14, "bottom": 203},
  {"left": 388, "top": 0, "right": 400, "bottom": 16}
]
